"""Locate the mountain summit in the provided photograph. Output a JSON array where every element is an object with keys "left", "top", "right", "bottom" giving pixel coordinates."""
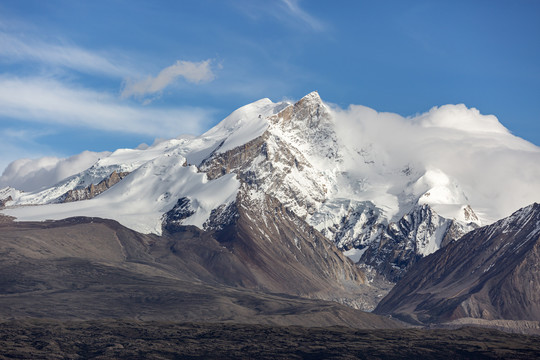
[{"left": 1, "top": 92, "right": 540, "bottom": 285}]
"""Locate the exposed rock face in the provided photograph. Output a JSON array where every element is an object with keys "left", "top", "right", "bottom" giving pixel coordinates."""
[
  {"left": 463, "top": 204, "right": 480, "bottom": 223},
  {"left": 361, "top": 204, "right": 476, "bottom": 282},
  {"left": 314, "top": 202, "right": 386, "bottom": 252},
  {"left": 374, "top": 203, "right": 540, "bottom": 324},
  {"left": 162, "top": 197, "right": 196, "bottom": 233},
  {"left": 221, "top": 187, "right": 366, "bottom": 305},
  {"left": 59, "top": 171, "right": 129, "bottom": 203},
  {"left": 203, "top": 202, "right": 239, "bottom": 231},
  {"left": 200, "top": 127, "right": 327, "bottom": 218},
  {"left": 0, "top": 196, "right": 12, "bottom": 209}
]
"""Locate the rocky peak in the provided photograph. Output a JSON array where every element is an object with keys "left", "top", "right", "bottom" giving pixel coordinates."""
[
  {"left": 199, "top": 93, "right": 480, "bottom": 283},
  {"left": 268, "top": 92, "right": 339, "bottom": 164},
  {"left": 463, "top": 204, "right": 479, "bottom": 223},
  {"left": 161, "top": 183, "right": 378, "bottom": 309},
  {"left": 271, "top": 91, "right": 327, "bottom": 127},
  {"left": 300, "top": 90, "right": 322, "bottom": 103}
]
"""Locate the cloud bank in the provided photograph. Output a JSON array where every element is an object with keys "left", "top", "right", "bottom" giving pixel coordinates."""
[
  {"left": 121, "top": 60, "right": 215, "bottom": 99},
  {"left": 332, "top": 103, "right": 540, "bottom": 221},
  {"left": 0, "top": 151, "right": 109, "bottom": 192}
]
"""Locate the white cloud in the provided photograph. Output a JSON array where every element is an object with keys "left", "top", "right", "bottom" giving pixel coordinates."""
[
  {"left": 412, "top": 104, "right": 510, "bottom": 134},
  {"left": 0, "top": 31, "right": 130, "bottom": 77},
  {"left": 332, "top": 103, "right": 540, "bottom": 221},
  {"left": 0, "top": 76, "right": 215, "bottom": 137},
  {"left": 0, "top": 151, "right": 109, "bottom": 192},
  {"left": 121, "top": 60, "right": 215, "bottom": 99}
]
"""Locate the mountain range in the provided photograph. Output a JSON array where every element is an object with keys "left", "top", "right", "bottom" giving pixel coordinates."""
[{"left": 1, "top": 92, "right": 540, "bottom": 331}]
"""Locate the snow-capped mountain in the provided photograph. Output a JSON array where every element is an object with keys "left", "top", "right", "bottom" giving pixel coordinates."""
[{"left": 1, "top": 92, "right": 539, "bottom": 282}]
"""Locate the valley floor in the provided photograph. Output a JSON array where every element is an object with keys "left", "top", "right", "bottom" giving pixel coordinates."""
[{"left": 1, "top": 319, "right": 539, "bottom": 359}]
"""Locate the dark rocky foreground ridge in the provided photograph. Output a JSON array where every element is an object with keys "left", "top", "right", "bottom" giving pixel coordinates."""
[
  {"left": 1, "top": 319, "right": 540, "bottom": 360},
  {"left": 375, "top": 203, "right": 540, "bottom": 326}
]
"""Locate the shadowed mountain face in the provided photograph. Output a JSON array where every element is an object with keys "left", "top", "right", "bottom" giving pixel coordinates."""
[
  {"left": 0, "top": 215, "right": 398, "bottom": 329},
  {"left": 374, "top": 203, "right": 540, "bottom": 325}
]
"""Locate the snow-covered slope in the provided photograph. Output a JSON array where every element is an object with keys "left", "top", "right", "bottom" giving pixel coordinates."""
[
  {"left": 4, "top": 155, "right": 239, "bottom": 234},
  {"left": 0, "top": 98, "right": 288, "bottom": 233},
  {"left": 1, "top": 92, "right": 540, "bottom": 281}
]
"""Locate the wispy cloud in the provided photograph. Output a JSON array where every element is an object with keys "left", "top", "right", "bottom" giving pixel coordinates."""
[
  {"left": 234, "top": 0, "right": 325, "bottom": 32},
  {"left": 0, "top": 76, "right": 215, "bottom": 137},
  {"left": 279, "top": 0, "right": 325, "bottom": 31},
  {"left": 0, "top": 31, "right": 130, "bottom": 77},
  {"left": 121, "top": 59, "right": 216, "bottom": 100},
  {"left": 0, "top": 29, "right": 218, "bottom": 102},
  {"left": 0, "top": 20, "right": 221, "bottom": 175}
]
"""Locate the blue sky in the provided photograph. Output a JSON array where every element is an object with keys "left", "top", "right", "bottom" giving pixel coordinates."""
[{"left": 1, "top": 0, "right": 539, "bottom": 173}]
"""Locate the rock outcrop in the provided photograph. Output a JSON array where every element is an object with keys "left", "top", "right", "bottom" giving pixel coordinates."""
[
  {"left": 0, "top": 196, "right": 12, "bottom": 209},
  {"left": 59, "top": 171, "right": 129, "bottom": 203},
  {"left": 360, "top": 204, "right": 477, "bottom": 282}
]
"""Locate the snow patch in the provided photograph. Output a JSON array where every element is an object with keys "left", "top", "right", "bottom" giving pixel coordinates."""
[{"left": 343, "top": 248, "right": 367, "bottom": 263}]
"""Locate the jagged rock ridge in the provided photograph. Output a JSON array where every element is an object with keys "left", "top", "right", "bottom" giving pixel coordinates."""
[
  {"left": 0, "top": 195, "right": 12, "bottom": 209},
  {"left": 374, "top": 203, "right": 540, "bottom": 324},
  {"left": 59, "top": 171, "right": 130, "bottom": 202}
]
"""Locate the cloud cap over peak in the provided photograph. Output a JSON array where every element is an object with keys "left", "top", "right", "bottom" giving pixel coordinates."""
[{"left": 414, "top": 104, "right": 510, "bottom": 134}]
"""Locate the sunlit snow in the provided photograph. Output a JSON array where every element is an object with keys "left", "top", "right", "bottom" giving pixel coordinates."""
[{"left": 2, "top": 92, "right": 540, "bottom": 240}]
